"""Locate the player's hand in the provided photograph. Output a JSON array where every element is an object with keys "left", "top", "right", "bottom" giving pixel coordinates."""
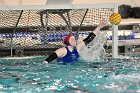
[
  {"left": 43, "top": 61, "right": 48, "bottom": 63},
  {"left": 98, "top": 18, "right": 108, "bottom": 28}
]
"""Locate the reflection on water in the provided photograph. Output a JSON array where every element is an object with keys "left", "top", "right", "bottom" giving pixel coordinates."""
[{"left": 0, "top": 57, "right": 140, "bottom": 93}]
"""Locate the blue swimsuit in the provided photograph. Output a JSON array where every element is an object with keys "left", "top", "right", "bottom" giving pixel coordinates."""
[{"left": 57, "top": 47, "right": 79, "bottom": 64}]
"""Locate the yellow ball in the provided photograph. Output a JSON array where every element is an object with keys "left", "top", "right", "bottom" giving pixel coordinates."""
[{"left": 109, "top": 13, "right": 121, "bottom": 25}]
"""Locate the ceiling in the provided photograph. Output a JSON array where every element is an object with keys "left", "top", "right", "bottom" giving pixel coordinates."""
[
  {"left": 0, "top": 0, "right": 139, "bottom": 27},
  {"left": 0, "top": 0, "right": 139, "bottom": 7}
]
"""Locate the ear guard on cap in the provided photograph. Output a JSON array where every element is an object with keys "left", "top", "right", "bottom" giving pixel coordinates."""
[
  {"left": 62, "top": 36, "right": 68, "bottom": 45},
  {"left": 62, "top": 33, "right": 73, "bottom": 46}
]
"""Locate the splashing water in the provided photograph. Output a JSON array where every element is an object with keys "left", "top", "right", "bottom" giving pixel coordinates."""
[{"left": 79, "top": 31, "right": 107, "bottom": 62}]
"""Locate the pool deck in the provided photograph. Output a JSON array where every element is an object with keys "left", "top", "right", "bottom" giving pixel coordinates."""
[{"left": 0, "top": 56, "right": 41, "bottom": 59}]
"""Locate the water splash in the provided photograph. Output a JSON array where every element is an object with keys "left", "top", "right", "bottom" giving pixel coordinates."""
[{"left": 79, "top": 31, "right": 107, "bottom": 62}]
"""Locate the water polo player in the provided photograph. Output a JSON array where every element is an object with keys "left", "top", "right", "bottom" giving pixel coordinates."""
[{"left": 44, "top": 19, "right": 107, "bottom": 64}]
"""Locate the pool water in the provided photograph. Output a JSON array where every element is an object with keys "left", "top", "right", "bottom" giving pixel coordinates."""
[{"left": 0, "top": 56, "right": 140, "bottom": 93}]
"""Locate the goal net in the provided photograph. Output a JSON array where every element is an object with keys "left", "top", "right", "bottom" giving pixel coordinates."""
[{"left": 0, "top": 6, "right": 114, "bottom": 58}]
